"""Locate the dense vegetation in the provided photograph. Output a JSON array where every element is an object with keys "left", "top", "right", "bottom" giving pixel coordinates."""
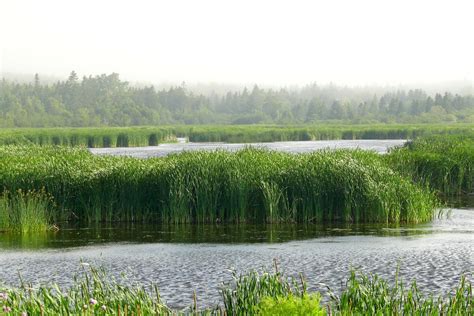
[
  {"left": 1, "top": 124, "right": 473, "bottom": 147},
  {"left": 387, "top": 135, "right": 474, "bottom": 195},
  {"left": 0, "top": 146, "right": 436, "bottom": 225},
  {"left": 1, "top": 72, "right": 473, "bottom": 127},
  {"left": 0, "top": 264, "right": 471, "bottom": 315},
  {"left": 0, "top": 189, "right": 52, "bottom": 233}
]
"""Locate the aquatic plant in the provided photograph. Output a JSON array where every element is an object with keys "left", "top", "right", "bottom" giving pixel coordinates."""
[
  {"left": 0, "top": 264, "right": 170, "bottom": 315},
  {"left": 0, "top": 146, "right": 437, "bottom": 224},
  {"left": 0, "top": 189, "right": 53, "bottom": 233},
  {"left": 0, "top": 264, "right": 471, "bottom": 315},
  {"left": 221, "top": 261, "right": 306, "bottom": 315},
  {"left": 1, "top": 124, "right": 473, "bottom": 146},
  {"left": 333, "top": 269, "right": 473, "bottom": 315},
  {"left": 387, "top": 134, "right": 474, "bottom": 195}
]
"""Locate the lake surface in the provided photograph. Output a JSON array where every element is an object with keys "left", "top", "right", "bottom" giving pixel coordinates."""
[
  {"left": 89, "top": 139, "right": 407, "bottom": 158},
  {"left": 0, "top": 201, "right": 472, "bottom": 309},
  {"left": 1, "top": 140, "right": 472, "bottom": 309}
]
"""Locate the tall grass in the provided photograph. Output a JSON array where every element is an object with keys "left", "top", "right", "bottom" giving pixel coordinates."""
[
  {"left": 0, "top": 146, "right": 437, "bottom": 224},
  {"left": 0, "top": 189, "right": 53, "bottom": 232},
  {"left": 387, "top": 134, "right": 474, "bottom": 195}
]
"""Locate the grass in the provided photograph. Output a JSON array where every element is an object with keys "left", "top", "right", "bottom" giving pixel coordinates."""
[
  {"left": 333, "top": 269, "right": 473, "bottom": 315},
  {"left": 0, "top": 264, "right": 470, "bottom": 315},
  {"left": 0, "top": 189, "right": 53, "bottom": 233},
  {"left": 1, "top": 123, "right": 473, "bottom": 146},
  {"left": 387, "top": 134, "right": 474, "bottom": 195},
  {"left": 0, "top": 145, "right": 437, "bottom": 224}
]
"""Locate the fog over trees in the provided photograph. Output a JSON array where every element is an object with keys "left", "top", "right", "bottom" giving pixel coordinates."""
[{"left": 1, "top": 72, "right": 473, "bottom": 127}]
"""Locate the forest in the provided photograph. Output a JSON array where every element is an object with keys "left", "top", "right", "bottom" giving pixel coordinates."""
[{"left": 1, "top": 71, "right": 473, "bottom": 127}]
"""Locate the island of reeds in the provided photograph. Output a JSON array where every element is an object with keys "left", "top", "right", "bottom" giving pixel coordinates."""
[{"left": 0, "top": 145, "right": 439, "bottom": 228}]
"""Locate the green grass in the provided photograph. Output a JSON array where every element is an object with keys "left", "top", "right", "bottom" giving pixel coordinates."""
[
  {"left": 0, "top": 189, "right": 53, "bottom": 233},
  {"left": 0, "top": 146, "right": 437, "bottom": 224},
  {"left": 0, "top": 264, "right": 471, "bottom": 315}
]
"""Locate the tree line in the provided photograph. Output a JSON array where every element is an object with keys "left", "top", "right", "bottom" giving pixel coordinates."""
[{"left": 1, "top": 72, "right": 473, "bottom": 127}]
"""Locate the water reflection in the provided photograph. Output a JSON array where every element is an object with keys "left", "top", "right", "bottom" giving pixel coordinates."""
[{"left": 1, "top": 208, "right": 472, "bottom": 250}]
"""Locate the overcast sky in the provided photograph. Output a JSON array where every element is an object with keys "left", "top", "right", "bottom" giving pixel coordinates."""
[{"left": 1, "top": 0, "right": 473, "bottom": 86}]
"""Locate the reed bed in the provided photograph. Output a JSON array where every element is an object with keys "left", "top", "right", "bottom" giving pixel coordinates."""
[
  {"left": 0, "top": 145, "right": 437, "bottom": 224},
  {"left": 1, "top": 124, "right": 473, "bottom": 147},
  {"left": 0, "top": 127, "right": 177, "bottom": 147},
  {"left": 0, "top": 264, "right": 470, "bottom": 315},
  {"left": 387, "top": 135, "right": 474, "bottom": 195},
  {"left": 0, "top": 189, "right": 53, "bottom": 233}
]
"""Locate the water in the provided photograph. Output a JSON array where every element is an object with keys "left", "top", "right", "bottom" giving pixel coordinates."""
[
  {"left": 0, "top": 205, "right": 472, "bottom": 309},
  {"left": 89, "top": 139, "right": 407, "bottom": 158},
  {"left": 1, "top": 140, "right": 473, "bottom": 309}
]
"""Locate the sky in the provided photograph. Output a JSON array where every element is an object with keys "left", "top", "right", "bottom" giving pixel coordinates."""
[{"left": 1, "top": 0, "right": 473, "bottom": 86}]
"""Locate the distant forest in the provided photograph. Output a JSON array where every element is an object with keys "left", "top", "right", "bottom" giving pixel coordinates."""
[{"left": 1, "top": 72, "right": 473, "bottom": 127}]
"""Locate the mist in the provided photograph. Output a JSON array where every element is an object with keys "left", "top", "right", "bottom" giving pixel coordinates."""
[{"left": 1, "top": 0, "right": 473, "bottom": 87}]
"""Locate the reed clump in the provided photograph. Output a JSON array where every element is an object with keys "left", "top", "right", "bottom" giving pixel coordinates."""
[
  {"left": 0, "top": 145, "right": 437, "bottom": 224},
  {"left": 0, "top": 189, "right": 53, "bottom": 232},
  {"left": 387, "top": 134, "right": 474, "bottom": 195}
]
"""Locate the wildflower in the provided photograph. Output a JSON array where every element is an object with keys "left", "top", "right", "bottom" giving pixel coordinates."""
[
  {"left": 21, "top": 312, "right": 28, "bottom": 316},
  {"left": 101, "top": 305, "right": 107, "bottom": 311},
  {"left": 89, "top": 298, "right": 98, "bottom": 305},
  {"left": 3, "top": 306, "right": 12, "bottom": 313},
  {"left": 83, "top": 304, "right": 88, "bottom": 310},
  {"left": 0, "top": 293, "right": 7, "bottom": 300}
]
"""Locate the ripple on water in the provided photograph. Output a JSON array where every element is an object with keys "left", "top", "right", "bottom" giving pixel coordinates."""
[{"left": 0, "top": 208, "right": 472, "bottom": 308}]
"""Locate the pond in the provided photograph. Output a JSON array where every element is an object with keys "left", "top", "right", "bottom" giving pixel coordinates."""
[
  {"left": 89, "top": 139, "right": 407, "bottom": 157},
  {"left": 0, "top": 200, "right": 472, "bottom": 309},
  {"left": 1, "top": 140, "right": 472, "bottom": 309}
]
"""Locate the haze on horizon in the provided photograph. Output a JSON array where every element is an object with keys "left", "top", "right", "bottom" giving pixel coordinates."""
[{"left": 1, "top": 0, "right": 473, "bottom": 87}]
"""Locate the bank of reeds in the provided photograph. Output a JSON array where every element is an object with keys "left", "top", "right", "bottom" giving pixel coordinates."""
[
  {"left": 1, "top": 264, "right": 470, "bottom": 315},
  {"left": 0, "top": 189, "right": 53, "bottom": 233},
  {"left": 1, "top": 124, "right": 473, "bottom": 146},
  {"left": 0, "top": 145, "right": 436, "bottom": 224},
  {"left": 0, "top": 127, "right": 177, "bottom": 147},
  {"left": 387, "top": 135, "right": 474, "bottom": 195}
]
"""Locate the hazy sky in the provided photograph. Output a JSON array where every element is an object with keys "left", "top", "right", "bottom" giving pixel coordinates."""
[{"left": 1, "top": 0, "right": 473, "bottom": 86}]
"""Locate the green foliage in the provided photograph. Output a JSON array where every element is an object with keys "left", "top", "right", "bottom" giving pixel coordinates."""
[
  {"left": 0, "top": 189, "right": 53, "bottom": 232},
  {"left": 0, "top": 146, "right": 437, "bottom": 224},
  {"left": 256, "top": 294, "right": 326, "bottom": 316},
  {"left": 221, "top": 263, "right": 306, "bottom": 315},
  {"left": 1, "top": 73, "right": 473, "bottom": 127}
]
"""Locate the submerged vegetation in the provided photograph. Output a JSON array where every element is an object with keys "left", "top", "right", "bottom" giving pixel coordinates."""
[
  {"left": 0, "top": 264, "right": 471, "bottom": 315},
  {"left": 0, "top": 146, "right": 437, "bottom": 224}
]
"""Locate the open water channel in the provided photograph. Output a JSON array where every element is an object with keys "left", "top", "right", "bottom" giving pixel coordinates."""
[{"left": 0, "top": 140, "right": 472, "bottom": 309}]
